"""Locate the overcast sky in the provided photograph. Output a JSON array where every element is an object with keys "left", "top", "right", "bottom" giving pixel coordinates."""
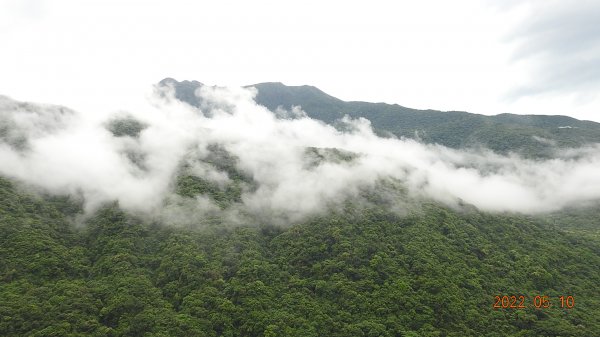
[{"left": 1, "top": 0, "right": 599, "bottom": 121}]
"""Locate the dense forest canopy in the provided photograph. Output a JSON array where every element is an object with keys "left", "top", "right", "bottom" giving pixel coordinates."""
[
  {"left": 1, "top": 82, "right": 600, "bottom": 336},
  {"left": 1, "top": 175, "right": 599, "bottom": 336}
]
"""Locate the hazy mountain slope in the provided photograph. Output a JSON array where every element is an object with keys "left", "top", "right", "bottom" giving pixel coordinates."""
[
  {"left": 2, "top": 84, "right": 600, "bottom": 336},
  {"left": 251, "top": 82, "right": 600, "bottom": 156},
  {"left": 1, "top": 176, "right": 599, "bottom": 336},
  {"left": 160, "top": 78, "right": 600, "bottom": 157}
]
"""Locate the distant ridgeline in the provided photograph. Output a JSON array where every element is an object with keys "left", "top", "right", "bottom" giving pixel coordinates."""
[
  {"left": 160, "top": 78, "right": 600, "bottom": 158},
  {"left": 0, "top": 85, "right": 600, "bottom": 336}
]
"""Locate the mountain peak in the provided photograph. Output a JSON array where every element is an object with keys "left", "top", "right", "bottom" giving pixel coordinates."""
[{"left": 158, "top": 77, "right": 203, "bottom": 87}]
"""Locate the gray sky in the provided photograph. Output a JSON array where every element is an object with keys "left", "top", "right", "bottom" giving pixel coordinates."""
[{"left": 1, "top": 0, "right": 599, "bottom": 121}]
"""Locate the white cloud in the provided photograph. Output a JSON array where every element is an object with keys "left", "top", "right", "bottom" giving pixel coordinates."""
[{"left": 2, "top": 87, "right": 600, "bottom": 225}]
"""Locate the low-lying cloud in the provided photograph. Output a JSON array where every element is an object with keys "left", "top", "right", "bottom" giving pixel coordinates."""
[{"left": 1, "top": 85, "right": 600, "bottom": 225}]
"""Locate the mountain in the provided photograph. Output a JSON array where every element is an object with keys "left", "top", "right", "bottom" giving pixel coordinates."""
[
  {"left": 160, "top": 78, "right": 600, "bottom": 157},
  {"left": 1, "top": 175, "right": 600, "bottom": 336},
  {"left": 1, "top": 84, "right": 600, "bottom": 336}
]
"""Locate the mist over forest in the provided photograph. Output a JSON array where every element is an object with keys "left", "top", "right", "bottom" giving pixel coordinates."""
[
  {"left": 3, "top": 81, "right": 600, "bottom": 222},
  {"left": 1, "top": 80, "right": 600, "bottom": 336},
  {"left": 3, "top": 0, "right": 600, "bottom": 335}
]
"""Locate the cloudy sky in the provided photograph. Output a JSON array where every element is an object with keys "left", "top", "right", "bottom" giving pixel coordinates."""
[{"left": 1, "top": 0, "right": 599, "bottom": 121}]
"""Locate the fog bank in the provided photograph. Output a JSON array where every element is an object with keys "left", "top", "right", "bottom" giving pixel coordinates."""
[{"left": 1, "top": 86, "right": 600, "bottom": 224}]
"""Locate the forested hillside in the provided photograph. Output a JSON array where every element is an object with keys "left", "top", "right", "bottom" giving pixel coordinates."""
[
  {"left": 5, "top": 0, "right": 600, "bottom": 335},
  {"left": 160, "top": 78, "right": 600, "bottom": 158},
  {"left": 1, "top": 175, "right": 600, "bottom": 337},
  {"left": 2, "top": 83, "right": 600, "bottom": 337}
]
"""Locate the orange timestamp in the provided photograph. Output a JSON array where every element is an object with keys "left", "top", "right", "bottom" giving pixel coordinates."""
[{"left": 493, "top": 295, "right": 575, "bottom": 309}]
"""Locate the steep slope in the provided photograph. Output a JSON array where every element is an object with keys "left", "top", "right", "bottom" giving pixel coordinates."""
[
  {"left": 2, "top": 83, "right": 600, "bottom": 336},
  {"left": 1, "top": 176, "right": 600, "bottom": 336},
  {"left": 160, "top": 78, "right": 600, "bottom": 157}
]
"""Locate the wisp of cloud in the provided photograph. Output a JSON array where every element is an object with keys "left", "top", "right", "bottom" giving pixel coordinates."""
[{"left": 1, "top": 85, "right": 600, "bottom": 225}]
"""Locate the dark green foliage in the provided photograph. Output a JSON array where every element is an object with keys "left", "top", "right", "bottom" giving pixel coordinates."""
[
  {"left": 202, "top": 144, "right": 253, "bottom": 184},
  {"left": 543, "top": 205, "right": 600, "bottom": 241},
  {"left": 174, "top": 144, "right": 253, "bottom": 207},
  {"left": 106, "top": 116, "right": 147, "bottom": 138},
  {"left": 1, "top": 177, "right": 599, "bottom": 336},
  {"left": 175, "top": 175, "right": 242, "bottom": 208}
]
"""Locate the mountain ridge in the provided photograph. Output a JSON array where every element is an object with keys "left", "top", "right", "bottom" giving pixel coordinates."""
[
  {"left": 160, "top": 78, "right": 600, "bottom": 157},
  {"left": 1, "top": 81, "right": 600, "bottom": 336}
]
